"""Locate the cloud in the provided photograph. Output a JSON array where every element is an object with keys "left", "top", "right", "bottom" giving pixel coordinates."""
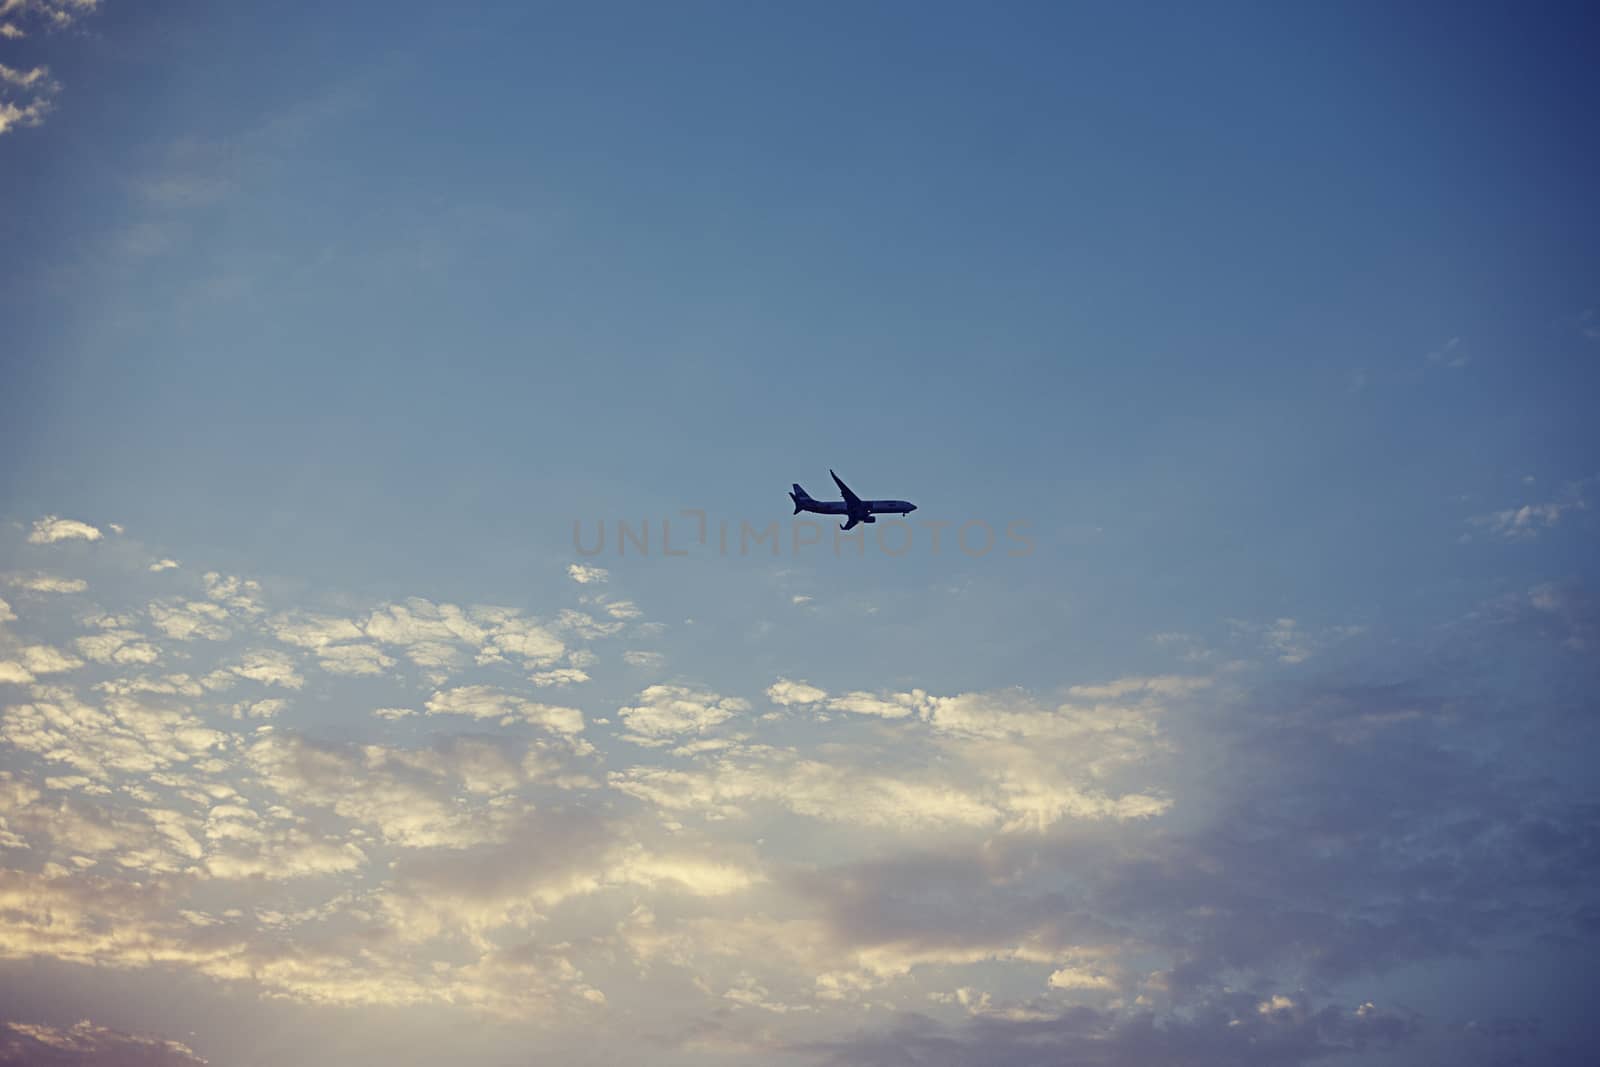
[
  {"left": 25, "top": 516, "right": 102, "bottom": 544},
  {"left": 148, "top": 599, "right": 231, "bottom": 641},
  {"left": 530, "top": 667, "right": 589, "bottom": 687},
  {"left": 424, "top": 685, "right": 584, "bottom": 734},
  {"left": 1425, "top": 336, "right": 1469, "bottom": 368},
  {"left": 246, "top": 730, "right": 528, "bottom": 850},
  {"left": 148, "top": 559, "right": 179, "bottom": 572},
  {"left": 1471, "top": 479, "right": 1591, "bottom": 541},
  {"left": 796, "top": 993, "right": 1418, "bottom": 1067},
  {"left": 75, "top": 629, "right": 161, "bottom": 665},
  {"left": 364, "top": 599, "right": 565, "bottom": 677},
  {"left": 0, "top": 2, "right": 101, "bottom": 30},
  {"left": 616, "top": 685, "right": 749, "bottom": 739},
  {"left": 767, "top": 678, "right": 828, "bottom": 705},
  {"left": 2, "top": 686, "right": 227, "bottom": 785},
  {"left": 4, "top": 573, "right": 87, "bottom": 593},
  {"left": 19, "top": 644, "right": 83, "bottom": 675},
  {"left": 1048, "top": 965, "right": 1117, "bottom": 990},
  {"left": 611, "top": 679, "right": 1180, "bottom": 834},
  {"left": 826, "top": 690, "right": 928, "bottom": 719},
  {"left": 555, "top": 609, "right": 624, "bottom": 640},
  {"left": 567, "top": 564, "right": 609, "bottom": 584},
  {"left": 269, "top": 612, "right": 363, "bottom": 649},
  {"left": 0, "top": 1018, "right": 207, "bottom": 1066},
  {"left": 311, "top": 642, "right": 395, "bottom": 677},
  {"left": 0, "top": 510, "right": 1592, "bottom": 1055},
  {"left": 1475, "top": 503, "right": 1580, "bottom": 540},
  {"left": 604, "top": 599, "right": 642, "bottom": 620},
  {"left": 209, "top": 649, "right": 303, "bottom": 690}
]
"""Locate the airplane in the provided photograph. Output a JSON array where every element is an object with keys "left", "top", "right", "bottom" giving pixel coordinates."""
[{"left": 789, "top": 470, "right": 917, "bottom": 531}]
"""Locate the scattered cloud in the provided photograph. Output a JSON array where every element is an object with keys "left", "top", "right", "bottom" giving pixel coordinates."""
[
  {"left": 25, "top": 516, "right": 102, "bottom": 544},
  {"left": 0, "top": 512, "right": 1590, "bottom": 1063}
]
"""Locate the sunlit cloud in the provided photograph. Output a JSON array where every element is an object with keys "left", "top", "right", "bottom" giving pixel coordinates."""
[{"left": 25, "top": 516, "right": 102, "bottom": 544}]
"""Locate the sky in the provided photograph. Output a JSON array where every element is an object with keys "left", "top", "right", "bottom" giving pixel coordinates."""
[{"left": 2, "top": 1, "right": 1598, "bottom": 1064}]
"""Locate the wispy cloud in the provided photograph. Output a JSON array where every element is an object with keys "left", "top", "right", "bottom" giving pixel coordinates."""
[
  {"left": 1470, "top": 478, "right": 1591, "bottom": 541},
  {"left": 1425, "top": 336, "right": 1469, "bottom": 369}
]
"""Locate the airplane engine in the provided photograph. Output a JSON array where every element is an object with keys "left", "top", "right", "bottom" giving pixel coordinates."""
[{"left": 863, "top": 515, "right": 877, "bottom": 523}]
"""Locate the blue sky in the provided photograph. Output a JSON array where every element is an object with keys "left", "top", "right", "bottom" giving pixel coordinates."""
[{"left": 2, "top": 2, "right": 1597, "bottom": 1065}]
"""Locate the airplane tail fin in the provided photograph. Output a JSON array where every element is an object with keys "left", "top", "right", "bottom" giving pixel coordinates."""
[{"left": 790, "top": 484, "right": 812, "bottom": 515}]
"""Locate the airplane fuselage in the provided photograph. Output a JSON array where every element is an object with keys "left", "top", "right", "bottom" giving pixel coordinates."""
[{"left": 793, "top": 499, "right": 915, "bottom": 518}]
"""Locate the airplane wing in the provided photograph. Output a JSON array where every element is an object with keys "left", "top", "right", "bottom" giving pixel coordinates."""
[
  {"left": 830, "top": 469, "right": 862, "bottom": 509},
  {"left": 839, "top": 514, "right": 860, "bottom": 531}
]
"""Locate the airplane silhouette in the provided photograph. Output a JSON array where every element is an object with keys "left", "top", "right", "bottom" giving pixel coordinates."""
[{"left": 790, "top": 470, "right": 917, "bottom": 531}]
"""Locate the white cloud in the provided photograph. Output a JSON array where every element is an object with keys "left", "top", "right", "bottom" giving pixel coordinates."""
[
  {"left": 556, "top": 609, "right": 624, "bottom": 639},
  {"left": 148, "top": 599, "right": 233, "bottom": 641},
  {"left": 363, "top": 599, "right": 565, "bottom": 676},
  {"left": 315, "top": 642, "right": 395, "bottom": 677},
  {"left": 148, "top": 558, "right": 180, "bottom": 572},
  {"left": 767, "top": 678, "right": 828, "bottom": 706},
  {"left": 425, "top": 685, "right": 584, "bottom": 735},
  {"left": 475, "top": 611, "right": 565, "bottom": 667},
  {"left": 1047, "top": 966, "right": 1117, "bottom": 991},
  {"left": 2, "top": 686, "right": 227, "bottom": 784},
  {"left": 530, "top": 667, "right": 589, "bottom": 687},
  {"left": 75, "top": 630, "right": 161, "bottom": 665},
  {"left": 622, "top": 650, "right": 664, "bottom": 669},
  {"left": 372, "top": 706, "right": 415, "bottom": 720},
  {"left": 567, "top": 564, "right": 609, "bottom": 584},
  {"left": 5, "top": 572, "right": 87, "bottom": 593},
  {"left": 26, "top": 515, "right": 102, "bottom": 543},
  {"left": 0, "top": 5, "right": 95, "bottom": 133},
  {"left": 826, "top": 690, "right": 928, "bottom": 719},
  {"left": 201, "top": 572, "right": 263, "bottom": 613},
  {"left": 617, "top": 685, "right": 749, "bottom": 739},
  {"left": 20, "top": 644, "right": 83, "bottom": 675},
  {"left": 0, "top": 62, "right": 48, "bottom": 89},
  {"left": 270, "top": 612, "right": 363, "bottom": 649},
  {"left": 247, "top": 731, "right": 526, "bottom": 849},
  {"left": 224, "top": 698, "right": 285, "bottom": 720}
]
